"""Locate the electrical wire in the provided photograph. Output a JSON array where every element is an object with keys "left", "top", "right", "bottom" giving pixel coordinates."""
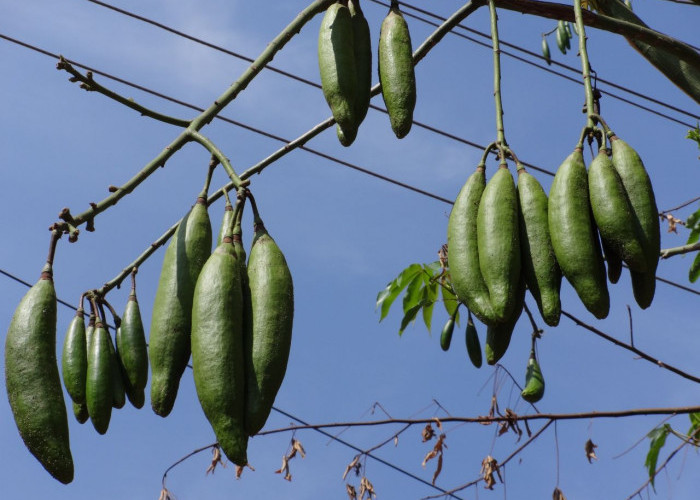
[
  {"left": 381, "top": 0, "right": 700, "bottom": 122},
  {"left": 81, "top": 0, "right": 697, "bottom": 129},
  {"left": 0, "top": 266, "right": 465, "bottom": 500},
  {"left": 1, "top": 34, "right": 698, "bottom": 298},
  {"left": 381, "top": 0, "right": 697, "bottom": 128}
]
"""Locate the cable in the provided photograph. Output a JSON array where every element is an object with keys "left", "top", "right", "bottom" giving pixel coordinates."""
[
  {"left": 387, "top": 0, "right": 700, "bottom": 122},
  {"left": 2, "top": 35, "right": 698, "bottom": 298},
  {"left": 82, "top": 0, "right": 697, "bottom": 129},
  {"left": 0, "top": 267, "right": 464, "bottom": 500},
  {"left": 0, "top": 33, "right": 456, "bottom": 203},
  {"left": 0, "top": 39, "right": 696, "bottom": 295},
  {"left": 374, "top": 0, "right": 698, "bottom": 128},
  {"left": 271, "top": 406, "right": 465, "bottom": 499}
]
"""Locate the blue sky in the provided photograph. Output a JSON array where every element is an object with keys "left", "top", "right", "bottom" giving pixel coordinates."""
[{"left": 1, "top": 1, "right": 699, "bottom": 498}]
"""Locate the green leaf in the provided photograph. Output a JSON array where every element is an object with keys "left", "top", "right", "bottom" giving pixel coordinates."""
[
  {"left": 690, "top": 253, "right": 700, "bottom": 283},
  {"left": 376, "top": 263, "right": 422, "bottom": 321},
  {"left": 422, "top": 281, "right": 439, "bottom": 332},
  {"left": 403, "top": 273, "right": 426, "bottom": 314},
  {"left": 424, "top": 260, "right": 442, "bottom": 274},
  {"left": 441, "top": 284, "right": 459, "bottom": 318},
  {"left": 689, "top": 412, "right": 700, "bottom": 428},
  {"left": 399, "top": 301, "right": 425, "bottom": 336},
  {"left": 688, "top": 226, "right": 700, "bottom": 245},
  {"left": 645, "top": 424, "right": 671, "bottom": 490}
]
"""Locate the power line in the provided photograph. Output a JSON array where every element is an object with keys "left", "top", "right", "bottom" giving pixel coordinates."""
[
  {"left": 0, "top": 267, "right": 464, "bottom": 500},
  {"left": 0, "top": 37, "right": 697, "bottom": 297},
  {"left": 82, "top": 0, "right": 697, "bottom": 129},
  {"left": 386, "top": 0, "right": 700, "bottom": 122}
]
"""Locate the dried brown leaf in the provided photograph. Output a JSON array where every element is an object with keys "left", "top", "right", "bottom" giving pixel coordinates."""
[
  {"left": 553, "top": 486, "right": 567, "bottom": 500},
  {"left": 663, "top": 213, "right": 684, "bottom": 233},
  {"left": 343, "top": 456, "right": 361, "bottom": 481},
  {"left": 158, "top": 488, "right": 172, "bottom": 500},
  {"left": 275, "top": 454, "right": 291, "bottom": 481},
  {"left": 434, "top": 417, "right": 443, "bottom": 431},
  {"left": 292, "top": 438, "right": 306, "bottom": 459},
  {"left": 585, "top": 439, "right": 598, "bottom": 463},
  {"left": 205, "top": 446, "right": 226, "bottom": 475},
  {"left": 422, "top": 423, "right": 436, "bottom": 442},
  {"left": 346, "top": 484, "right": 358, "bottom": 500},
  {"left": 432, "top": 453, "right": 443, "bottom": 485},
  {"left": 360, "top": 476, "right": 377, "bottom": 499},
  {"left": 480, "top": 456, "right": 501, "bottom": 490}
]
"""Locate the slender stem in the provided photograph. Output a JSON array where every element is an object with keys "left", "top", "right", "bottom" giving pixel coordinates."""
[
  {"left": 487, "top": 0, "right": 506, "bottom": 147},
  {"left": 660, "top": 195, "right": 700, "bottom": 215},
  {"left": 574, "top": 0, "right": 595, "bottom": 128},
  {"left": 187, "top": 130, "right": 245, "bottom": 189},
  {"left": 56, "top": 57, "right": 191, "bottom": 127},
  {"left": 43, "top": 229, "right": 62, "bottom": 275},
  {"left": 200, "top": 155, "right": 219, "bottom": 198}
]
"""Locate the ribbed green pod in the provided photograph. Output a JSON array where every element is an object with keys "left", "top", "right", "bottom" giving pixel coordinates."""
[
  {"left": 517, "top": 169, "right": 561, "bottom": 326},
  {"left": 349, "top": 0, "right": 372, "bottom": 126},
  {"left": 378, "top": 1, "right": 416, "bottom": 139},
  {"left": 191, "top": 241, "right": 248, "bottom": 466},
  {"left": 319, "top": 2, "right": 358, "bottom": 145},
  {"left": 62, "top": 308, "right": 88, "bottom": 405},
  {"left": 107, "top": 329, "right": 125, "bottom": 409},
  {"left": 485, "top": 277, "right": 525, "bottom": 365},
  {"left": 244, "top": 219, "right": 294, "bottom": 436},
  {"left": 72, "top": 401, "right": 89, "bottom": 425},
  {"left": 609, "top": 136, "right": 660, "bottom": 309},
  {"left": 477, "top": 167, "right": 521, "bottom": 322},
  {"left": 117, "top": 290, "right": 148, "bottom": 409},
  {"left": 86, "top": 323, "right": 113, "bottom": 435},
  {"left": 548, "top": 148, "right": 609, "bottom": 319},
  {"left": 447, "top": 167, "right": 495, "bottom": 324},
  {"left": 588, "top": 147, "right": 647, "bottom": 272},
  {"left": 5, "top": 267, "right": 74, "bottom": 484},
  {"left": 149, "top": 199, "right": 212, "bottom": 416}
]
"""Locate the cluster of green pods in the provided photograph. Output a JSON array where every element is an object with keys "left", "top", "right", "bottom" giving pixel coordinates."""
[
  {"left": 190, "top": 195, "right": 294, "bottom": 466},
  {"left": 318, "top": 0, "right": 416, "bottom": 144}
]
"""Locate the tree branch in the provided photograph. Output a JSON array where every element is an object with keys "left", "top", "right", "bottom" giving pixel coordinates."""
[
  {"left": 490, "top": 0, "right": 700, "bottom": 103},
  {"left": 257, "top": 405, "right": 700, "bottom": 435},
  {"left": 56, "top": 57, "right": 191, "bottom": 127},
  {"left": 53, "top": 0, "right": 336, "bottom": 234},
  {"left": 660, "top": 241, "right": 700, "bottom": 259}
]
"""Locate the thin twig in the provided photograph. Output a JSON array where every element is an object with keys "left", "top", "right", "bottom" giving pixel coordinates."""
[
  {"left": 56, "top": 57, "right": 191, "bottom": 127},
  {"left": 660, "top": 195, "right": 700, "bottom": 215}
]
